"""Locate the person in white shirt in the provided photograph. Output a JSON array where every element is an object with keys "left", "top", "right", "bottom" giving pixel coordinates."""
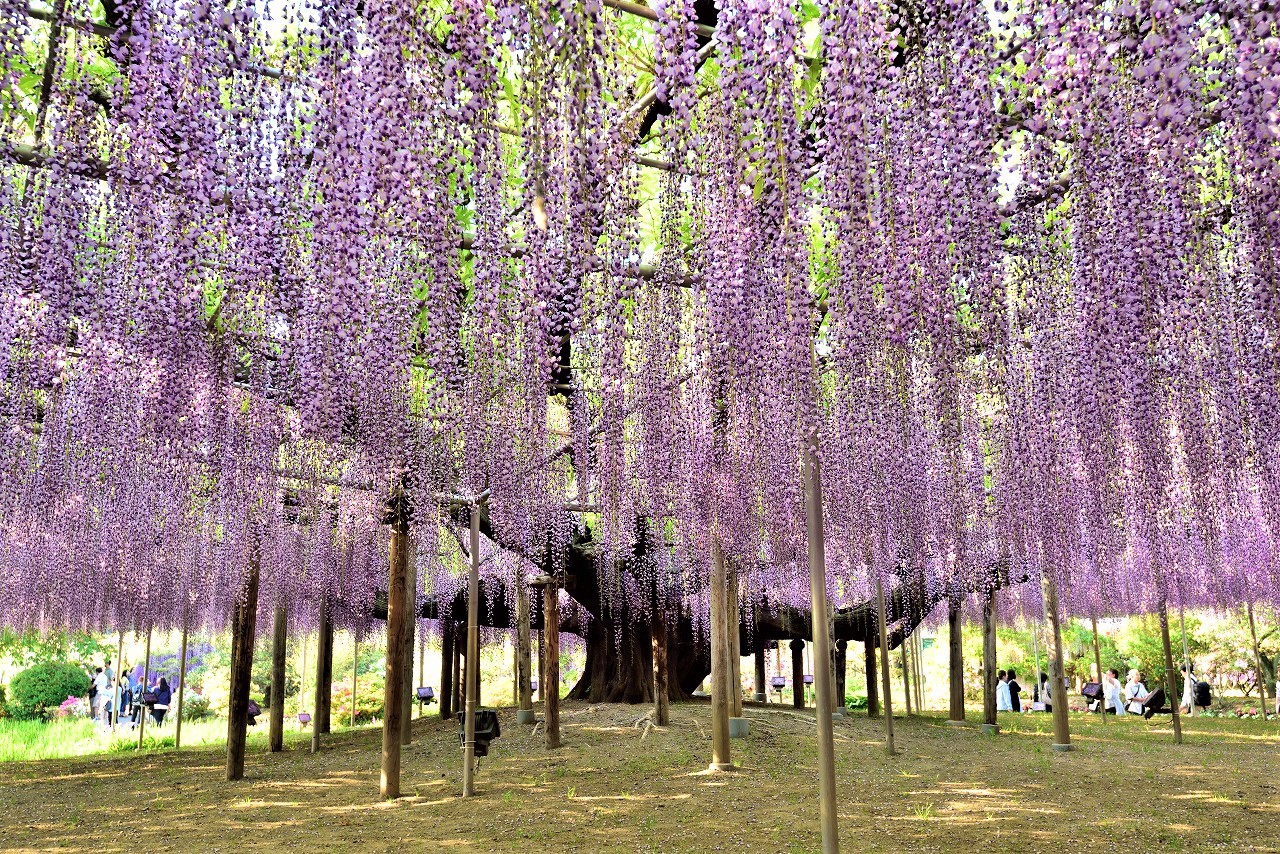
[
  {"left": 1125, "top": 669, "right": 1148, "bottom": 715},
  {"left": 996, "top": 670, "right": 1012, "bottom": 711},
  {"left": 91, "top": 668, "right": 109, "bottom": 720},
  {"left": 1103, "top": 668, "right": 1126, "bottom": 716}
]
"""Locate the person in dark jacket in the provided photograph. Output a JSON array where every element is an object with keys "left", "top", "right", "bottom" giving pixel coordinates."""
[
  {"left": 150, "top": 677, "right": 173, "bottom": 726},
  {"left": 1007, "top": 668, "right": 1023, "bottom": 712}
]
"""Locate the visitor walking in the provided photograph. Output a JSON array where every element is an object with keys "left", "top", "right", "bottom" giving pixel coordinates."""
[
  {"left": 1008, "top": 669, "right": 1023, "bottom": 712},
  {"left": 1037, "top": 672, "right": 1052, "bottom": 712},
  {"left": 997, "top": 670, "right": 1012, "bottom": 711}
]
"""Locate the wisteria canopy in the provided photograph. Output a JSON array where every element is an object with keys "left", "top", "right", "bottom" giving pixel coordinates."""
[{"left": 0, "top": 0, "right": 1278, "bottom": 649}]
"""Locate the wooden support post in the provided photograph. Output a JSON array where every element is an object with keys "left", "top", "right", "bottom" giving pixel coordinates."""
[
  {"left": 914, "top": 633, "right": 925, "bottom": 711},
  {"left": 453, "top": 624, "right": 463, "bottom": 715},
  {"left": 461, "top": 501, "right": 482, "bottom": 797},
  {"left": 753, "top": 635, "right": 768, "bottom": 703},
  {"left": 351, "top": 636, "right": 359, "bottom": 728},
  {"left": 1156, "top": 595, "right": 1183, "bottom": 744},
  {"left": 873, "top": 568, "right": 896, "bottom": 754},
  {"left": 381, "top": 508, "right": 410, "bottom": 799},
  {"left": 834, "top": 639, "right": 847, "bottom": 713},
  {"left": 708, "top": 534, "right": 733, "bottom": 770},
  {"left": 269, "top": 604, "right": 287, "bottom": 753},
  {"left": 418, "top": 638, "right": 425, "bottom": 718},
  {"left": 901, "top": 636, "right": 914, "bottom": 716},
  {"left": 1247, "top": 600, "right": 1270, "bottom": 717},
  {"left": 728, "top": 562, "right": 743, "bottom": 720},
  {"left": 1030, "top": 620, "right": 1042, "bottom": 698},
  {"left": 174, "top": 621, "right": 189, "bottom": 748},
  {"left": 652, "top": 610, "right": 670, "bottom": 726},
  {"left": 948, "top": 600, "right": 964, "bottom": 723},
  {"left": 516, "top": 568, "right": 534, "bottom": 724},
  {"left": 982, "top": 587, "right": 998, "bottom": 731},
  {"left": 226, "top": 555, "right": 260, "bottom": 780},
  {"left": 543, "top": 581, "right": 561, "bottom": 749},
  {"left": 317, "top": 604, "right": 333, "bottom": 734},
  {"left": 791, "top": 639, "right": 806, "bottom": 709},
  {"left": 865, "top": 638, "right": 879, "bottom": 717},
  {"left": 1041, "top": 570, "right": 1072, "bottom": 751},
  {"left": 802, "top": 433, "right": 840, "bottom": 854},
  {"left": 440, "top": 622, "right": 454, "bottom": 720},
  {"left": 1178, "top": 604, "right": 1192, "bottom": 717},
  {"left": 401, "top": 559, "right": 416, "bottom": 746},
  {"left": 111, "top": 631, "right": 124, "bottom": 733},
  {"left": 137, "top": 628, "right": 152, "bottom": 748},
  {"left": 1091, "top": 614, "right": 1106, "bottom": 724},
  {"left": 537, "top": 626, "right": 546, "bottom": 705},
  {"left": 299, "top": 632, "right": 310, "bottom": 721},
  {"left": 312, "top": 602, "right": 333, "bottom": 753}
]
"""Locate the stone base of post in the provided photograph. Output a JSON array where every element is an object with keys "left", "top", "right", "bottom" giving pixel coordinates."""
[
  {"left": 728, "top": 717, "right": 749, "bottom": 738},
  {"left": 516, "top": 709, "right": 535, "bottom": 725}
]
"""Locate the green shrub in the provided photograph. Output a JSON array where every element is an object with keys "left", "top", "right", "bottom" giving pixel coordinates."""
[
  {"left": 0, "top": 685, "right": 8, "bottom": 718},
  {"left": 845, "top": 692, "right": 868, "bottom": 710},
  {"left": 9, "top": 662, "right": 91, "bottom": 720},
  {"left": 181, "top": 693, "right": 212, "bottom": 722}
]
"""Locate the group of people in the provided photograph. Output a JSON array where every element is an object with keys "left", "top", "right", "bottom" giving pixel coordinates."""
[
  {"left": 996, "top": 669, "right": 1065, "bottom": 712},
  {"left": 87, "top": 659, "right": 173, "bottom": 729},
  {"left": 1098, "top": 666, "right": 1212, "bottom": 718}
]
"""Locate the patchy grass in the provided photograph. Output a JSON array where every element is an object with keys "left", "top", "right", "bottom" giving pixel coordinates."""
[{"left": 0, "top": 703, "right": 1278, "bottom": 852}]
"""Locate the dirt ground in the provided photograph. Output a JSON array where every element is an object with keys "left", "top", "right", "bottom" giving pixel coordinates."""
[{"left": 2, "top": 702, "right": 1278, "bottom": 853}]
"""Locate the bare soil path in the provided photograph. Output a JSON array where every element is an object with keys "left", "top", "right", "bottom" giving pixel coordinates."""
[{"left": 2, "top": 703, "right": 1277, "bottom": 853}]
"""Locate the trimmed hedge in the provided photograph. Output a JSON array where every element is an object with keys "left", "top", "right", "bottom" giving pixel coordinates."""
[{"left": 9, "top": 662, "right": 91, "bottom": 720}]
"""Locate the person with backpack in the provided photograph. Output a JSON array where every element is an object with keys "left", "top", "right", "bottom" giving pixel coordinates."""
[{"left": 150, "top": 677, "right": 173, "bottom": 725}]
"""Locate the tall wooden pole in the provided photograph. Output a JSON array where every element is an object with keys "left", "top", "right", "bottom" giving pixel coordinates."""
[
  {"left": 754, "top": 636, "right": 768, "bottom": 702},
  {"left": 864, "top": 639, "right": 879, "bottom": 717},
  {"left": 651, "top": 610, "right": 670, "bottom": 726},
  {"left": 1247, "top": 600, "right": 1270, "bottom": 716},
  {"left": 452, "top": 623, "right": 463, "bottom": 715},
  {"left": 401, "top": 559, "right": 416, "bottom": 746},
  {"left": 947, "top": 601, "right": 964, "bottom": 723},
  {"left": 111, "top": 631, "right": 124, "bottom": 733},
  {"left": 708, "top": 534, "right": 733, "bottom": 771},
  {"left": 269, "top": 604, "right": 287, "bottom": 753},
  {"left": 516, "top": 567, "right": 534, "bottom": 724},
  {"left": 900, "top": 637, "right": 914, "bottom": 716},
  {"left": 299, "top": 632, "right": 309, "bottom": 722},
  {"left": 351, "top": 636, "right": 358, "bottom": 728},
  {"left": 1179, "top": 603, "right": 1192, "bottom": 716},
  {"left": 834, "top": 639, "right": 847, "bottom": 713},
  {"left": 226, "top": 554, "right": 260, "bottom": 779},
  {"left": 982, "top": 586, "right": 998, "bottom": 732},
  {"left": 1030, "top": 620, "right": 1042, "bottom": 694},
  {"left": 543, "top": 580, "right": 561, "bottom": 749},
  {"left": 440, "top": 622, "right": 454, "bottom": 720},
  {"left": 728, "top": 562, "right": 744, "bottom": 722},
  {"left": 381, "top": 507, "right": 409, "bottom": 799},
  {"left": 312, "top": 601, "right": 333, "bottom": 753},
  {"left": 461, "top": 501, "right": 482, "bottom": 797},
  {"left": 1157, "top": 594, "right": 1183, "bottom": 744},
  {"left": 1090, "top": 614, "right": 1106, "bottom": 724},
  {"left": 803, "top": 433, "right": 840, "bottom": 854},
  {"left": 417, "top": 638, "right": 425, "bottom": 718},
  {"left": 873, "top": 568, "right": 896, "bottom": 754},
  {"left": 1041, "top": 570, "right": 1072, "bottom": 751},
  {"left": 137, "top": 627, "right": 152, "bottom": 748},
  {"left": 914, "top": 633, "right": 925, "bottom": 711},
  {"left": 174, "top": 620, "right": 189, "bottom": 748},
  {"left": 791, "top": 639, "right": 806, "bottom": 708}
]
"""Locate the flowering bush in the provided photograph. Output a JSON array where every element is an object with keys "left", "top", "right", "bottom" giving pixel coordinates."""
[
  {"left": 9, "top": 662, "right": 92, "bottom": 720},
  {"left": 56, "top": 696, "right": 88, "bottom": 718},
  {"left": 330, "top": 675, "right": 386, "bottom": 725}
]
